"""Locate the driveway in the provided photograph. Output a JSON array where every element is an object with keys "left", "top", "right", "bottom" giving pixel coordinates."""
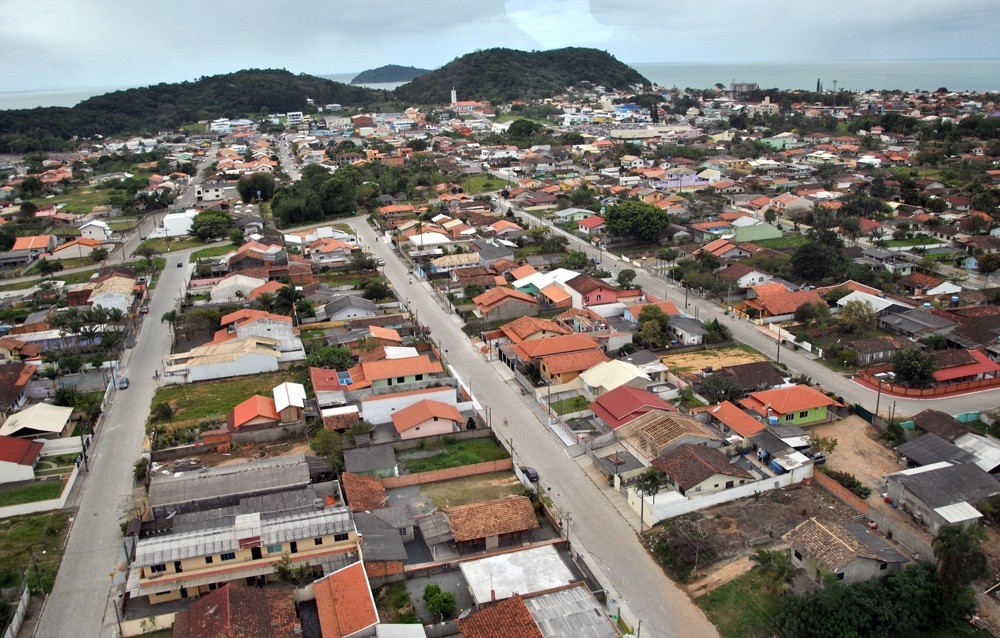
[{"left": 350, "top": 218, "right": 720, "bottom": 637}]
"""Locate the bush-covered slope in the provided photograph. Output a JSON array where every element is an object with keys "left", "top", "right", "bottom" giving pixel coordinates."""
[{"left": 351, "top": 64, "right": 430, "bottom": 84}]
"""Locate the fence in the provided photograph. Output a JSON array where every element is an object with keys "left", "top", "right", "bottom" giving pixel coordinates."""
[
  {"left": 119, "top": 611, "right": 176, "bottom": 637},
  {"left": 857, "top": 367, "right": 1000, "bottom": 397},
  {"left": 812, "top": 470, "right": 871, "bottom": 515},
  {"left": 0, "top": 464, "right": 81, "bottom": 520},
  {"left": 2, "top": 586, "right": 28, "bottom": 638},
  {"left": 380, "top": 458, "right": 513, "bottom": 488}
]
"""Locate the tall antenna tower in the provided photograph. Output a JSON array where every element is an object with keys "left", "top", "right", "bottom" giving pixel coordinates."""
[{"left": 832, "top": 80, "right": 838, "bottom": 108}]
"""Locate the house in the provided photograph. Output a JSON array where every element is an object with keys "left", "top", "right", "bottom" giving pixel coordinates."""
[
  {"left": 457, "top": 595, "right": 543, "bottom": 638},
  {"left": 494, "top": 316, "right": 571, "bottom": 344},
  {"left": 227, "top": 395, "right": 280, "bottom": 435},
  {"left": 615, "top": 410, "right": 723, "bottom": 464},
  {"left": 445, "top": 495, "right": 539, "bottom": 555},
  {"left": 578, "top": 216, "right": 606, "bottom": 234},
  {"left": 507, "top": 333, "right": 603, "bottom": 367},
  {"left": 539, "top": 349, "right": 611, "bottom": 384},
  {"left": 845, "top": 335, "right": 916, "bottom": 366},
  {"left": 911, "top": 409, "right": 974, "bottom": 443},
  {"left": 704, "top": 400, "right": 766, "bottom": 446},
  {"left": 740, "top": 385, "right": 838, "bottom": 425},
  {"left": 931, "top": 349, "right": 1000, "bottom": 386},
  {"left": 313, "top": 562, "right": 380, "bottom": 638},
  {"left": 652, "top": 444, "right": 754, "bottom": 496},
  {"left": 783, "top": 518, "right": 908, "bottom": 586},
  {"left": 458, "top": 545, "right": 582, "bottom": 609},
  {"left": 473, "top": 288, "right": 540, "bottom": 322},
  {"left": 896, "top": 433, "right": 977, "bottom": 468},
  {"left": 886, "top": 462, "right": 1000, "bottom": 534},
  {"left": 699, "top": 238, "right": 749, "bottom": 260},
  {"left": 0, "top": 435, "right": 43, "bottom": 483},
  {"left": 163, "top": 336, "right": 282, "bottom": 384},
  {"left": 429, "top": 252, "right": 483, "bottom": 275},
  {"left": 0, "top": 403, "right": 74, "bottom": 440},
  {"left": 352, "top": 355, "right": 445, "bottom": 390},
  {"left": 172, "top": 585, "right": 300, "bottom": 638},
  {"left": 669, "top": 316, "right": 708, "bottom": 346},
  {"left": 717, "top": 361, "right": 785, "bottom": 392},
  {"left": 48, "top": 237, "right": 102, "bottom": 261},
  {"left": 88, "top": 275, "right": 138, "bottom": 314},
  {"left": 217, "top": 309, "right": 304, "bottom": 362},
  {"left": 464, "top": 582, "right": 618, "bottom": 638},
  {"left": 489, "top": 219, "right": 523, "bottom": 237},
  {"left": 717, "top": 263, "right": 773, "bottom": 289},
  {"left": 341, "top": 472, "right": 389, "bottom": 513},
  {"left": 897, "top": 272, "right": 961, "bottom": 297},
  {"left": 562, "top": 274, "right": 619, "bottom": 308},
  {"left": 210, "top": 274, "right": 268, "bottom": 303},
  {"left": 315, "top": 295, "right": 378, "bottom": 322},
  {"left": 879, "top": 309, "right": 955, "bottom": 337},
  {"left": 745, "top": 285, "right": 827, "bottom": 318},
  {"left": 0, "top": 363, "right": 34, "bottom": 416},
  {"left": 310, "top": 238, "right": 355, "bottom": 267},
  {"left": 589, "top": 385, "right": 673, "bottom": 430},
  {"left": 579, "top": 360, "right": 650, "bottom": 399},
  {"left": 79, "top": 220, "right": 113, "bottom": 242},
  {"left": 391, "top": 400, "right": 464, "bottom": 440},
  {"left": 619, "top": 350, "right": 670, "bottom": 384},
  {"left": 343, "top": 446, "right": 398, "bottom": 479},
  {"left": 352, "top": 509, "right": 411, "bottom": 583},
  {"left": 551, "top": 207, "right": 594, "bottom": 222}
]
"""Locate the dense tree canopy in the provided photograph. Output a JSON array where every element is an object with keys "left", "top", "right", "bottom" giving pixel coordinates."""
[
  {"left": 236, "top": 171, "right": 276, "bottom": 203},
  {"left": 603, "top": 200, "right": 670, "bottom": 243},
  {"left": 190, "top": 209, "right": 234, "bottom": 242},
  {"left": 892, "top": 348, "right": 937, "bottom": 388}
]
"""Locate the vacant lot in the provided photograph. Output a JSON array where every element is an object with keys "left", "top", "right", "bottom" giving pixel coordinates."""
[
  {"left": 696, "top": 570, "right": 781, "bottom": 638},
  {"left": 419, "top": 471, "right": 523, "bottom": 509},
  {"left": 0, "top": 480, "right": 65, "bottom": 507},
  {"left": 808, "top": 415, "right": 899, "bottom": 493},
  {"left": 0, "top": 512, "right": 71, "bottom": 592},
  {"left": 189, "top": 244, "right": 235, "bottom": 262},
  {"left": 660, "top": 345, "right": 766, "bottom": 373},
  {"left": 396, "top": 438, "right": 508, "bottom": 473},
  {"left": 149, "top": 371, "right": 296, "bottom": 428}
]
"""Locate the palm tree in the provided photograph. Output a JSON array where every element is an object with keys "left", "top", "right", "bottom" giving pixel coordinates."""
[
  {"left": 161, "top": 310, "right": 181, "bottom": 351},
  {"left": 749, "top": 548, "right": 801, "bottom": 599},
  {"left": 933, "top": 524, "right": 989, "bottom": 602},
  {"left": 274, "top": 284, "right": 304, "bottom": 317},
  {"left": 254, "top": 291, "right": 276, "bottom": 312}
]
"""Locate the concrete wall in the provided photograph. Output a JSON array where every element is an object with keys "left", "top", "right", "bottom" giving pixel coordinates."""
[
  {"left": 183, "top": 353, "right": 280, "bottom": 384},
  {"left": 40, "top": 436, "right": 83, "bottom": 457},
  {"left": 361, "top": 386, "right": 457, "bottom": 424},
  {"left": 2, "top": 586, "right": 29, "bottom": 638},
  {"left": 119, "top": 611, "right": 176, "bottom": 637},
  {"left": 381, "top": 458, "right": 513, "bottom": 488},
  {"left": 0, "top": 463, "right": 34, "bottom": 484},
  {"left": 231, "top": 421, "right": 308, "bottom": 446}
]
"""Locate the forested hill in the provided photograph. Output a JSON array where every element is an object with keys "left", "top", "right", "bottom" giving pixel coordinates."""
[
  {"left": 351, "top": 64, "right": 430, "bottom": 84},
  {"left": 392, "top": 47, "right": 650, "bottom": 104},
  {"left": 0, "top": 69, "right": 385, "bottom": 153}
]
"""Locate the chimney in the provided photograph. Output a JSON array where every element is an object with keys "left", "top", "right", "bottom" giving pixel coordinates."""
[{"left": 490, "top": 589, "right": 496, "bottom": 602}]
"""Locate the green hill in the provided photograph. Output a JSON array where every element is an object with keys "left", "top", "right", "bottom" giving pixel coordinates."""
[
  {"left": 0, "top": 69, "right": 386, "bottom": 153},
  {"left": 392, "top": 47, "right": 650, "bottom": 104},
  {"left": 351, "top": 64, "right": 430, "bottom": 84}
]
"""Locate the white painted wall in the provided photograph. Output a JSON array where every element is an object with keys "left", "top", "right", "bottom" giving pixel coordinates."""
[
  {"left": 361, "top": 386, "right": 457, "bottom": 424},
  {"left": 186, "top": 353, "right": 279, "bottom": 383},
  {"left": 0, "top": 462, "right": 35, "bottom": 484}
]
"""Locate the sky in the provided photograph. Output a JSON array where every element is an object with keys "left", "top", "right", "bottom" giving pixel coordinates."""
[{"left": 2, "top": 0, "right": 1000, "bottom": 93}]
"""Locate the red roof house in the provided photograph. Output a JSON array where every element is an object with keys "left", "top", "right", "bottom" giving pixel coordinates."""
[
  {"left": 589, "top": 385, "right": 675, "bottom": 430},
  {"left": 314, "top": 562, "right": 379, "bottom": 638}
]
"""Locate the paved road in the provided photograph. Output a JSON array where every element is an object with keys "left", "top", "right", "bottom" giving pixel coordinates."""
[
  {"left": 349, "top": 218, "right": 720, "bottom": 638},
  {"left": 511, "top": 207, "right": 1000, "bottom": 419}
]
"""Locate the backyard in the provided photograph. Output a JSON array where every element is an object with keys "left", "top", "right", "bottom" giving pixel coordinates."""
[
  {"left": 696, "top": 571, "right": 781, "bottom": 638},
  {"left": 0, "top": 480, "right": 65, "bottom": 507},
  {"left": 0, "top": 512, "right": 71, "bottom": 593},
  {"left": 550, "top": 394, "right": 589, "bottom": 415},
  {"left": 419, "top": 471, "right": 524, "bottom": 509},
  {"left": 189, "top": 244, "right": 236, "bottom": 262},
  {"left": 754, "top": 235, "right": 809, "bottom": 249},
  {"left": 148, "top": 370, "right": 304, "bottom": 428},
  {"left": 396, "top": 437, "right": 509, "bottom": 474}
]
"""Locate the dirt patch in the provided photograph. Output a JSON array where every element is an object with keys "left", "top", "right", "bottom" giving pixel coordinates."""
[
  {"left": 808, "top": 415, "right": 900, "bottom": 493},
  {"left": 660, "top": 346, "right": 766, "bottom": 373},
  {"left": 686, "top": 555, "right": 754, "bottom": 597},
  {"left": 419, "top": 471, "right": 524, "bottom": 509}
]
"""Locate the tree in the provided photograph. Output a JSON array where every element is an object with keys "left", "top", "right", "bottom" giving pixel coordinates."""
[
  {"left": 319, "top": 174, "right": 359, "bottom": 216},
  {"left": 839, "top": 299, "right": 877, "bottom": 334},
  {"left": 362, "top": 280, "right": 391, "bottom": 301},
  {"left": 557, "top": 250, "right": 590, "bottom": 270},
  {"left": 236, "top": 171, "right": 276, "bottom": 202},
  {"left": 422, "top": 583, "right": 457, "bottom": 621},
  {"left": 350, "top": 252, "right": 377, "bottom": 272},
  {"left": 933, "top": 525, "right": 989, "bottom": 605},
  {"left": 229, "top": 228, "right": 245, "bottom": 246},
  {"left": 463, "top": 283, "right": 485, "bottom": 299},
  {"left": 254, "top": 291, "right": 276, "bottom": 312},
  {"left": 809, "top": 435, "right": 838, "bottom": 454},
  {"left": 36, "top": 259, "right": 62, "bottom": 278},
  {"left": 764, "top": 209, "right": 777, "bottom": 224},
  {"left": 134, "top": 243, "right": 159, "bottom": 265},
  {"left": 634, "top": 469, "right": 661, "bottom": 533},
  {"left": 272, "top": 555, "right": 311, "bottom": 585},
  {"left": 89, "top": 247, "right": 109, "bottom": 263},
  {"left": 603, "top": 200, "right": 670, "bottom": 242},
  {"left": 749, "top": 548, "right": 801, "bottom": 598},
  {"left": 700, "top": 374, "right": 744, "bottom": 404},
  {"left": 978, "top": 252, "right": 1000, "bottom": 275},
  {"left": 635, "top": 319, "right": 666, "bottom": 349},
  {"left": 794, "top": 301, "right": 831, "bottom": 326},
  {"left": 274, "top": 284, "right": 304, "bottom": 316},
  {"left": 892, "top": 348, "right": 937, "bottom": 388},
  {"left": 616, "top": 268, "right": 637, "bottom": 289},
  {"left": 19, "top": 201, "right": 38, "bottom": 219},
  {"left": 791, "top": 229, "right": 847, "bottom": 282},
  {"left": 637, "top": 305, "right": 670, "bottom": 334},
  {"left": 190, "top": 209, "right": 234, "bottom": 242},
  {"left": 306, "top": 345, "right": 355, "bottom": 369},
  {"left": 311, "top": 428, "right": 345, "bottom": 473}
]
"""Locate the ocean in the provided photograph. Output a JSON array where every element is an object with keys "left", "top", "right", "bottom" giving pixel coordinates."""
[{"left": 2, "top": 59, "right": 998, "bottom": 111}]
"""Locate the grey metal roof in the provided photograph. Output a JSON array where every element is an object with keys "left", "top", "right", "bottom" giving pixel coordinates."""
[
  {"left": 671, "top": 316, "right": 708, "bottom": 336},
  {"left": 620, "top": 350, "right": 660, "bottom": 366},
  {"left": 524, "top": 584, "right": 618, "bottom": 638},
  {"left": 372, "top": 505, "right": 412, "bottom": 530},
  {"left": 344, "top": 446, "right": 397, "bottom": 474},
  {"left": 324, "top": 295, "right": 377, "bottom": 315},
  {"left": 353, "top": 512, "right": 408, "bottom": 562},
  {"left": 842, "top": 524, "right": 908, "bottom": 564},
  {"left": 766, "top": 422, "right": 808, "bottom": 440},
  {"left": 896, "top": 433, "right": 977, "bottom": 467},
  {"left": 417, "top": 512, "right": 453, "bottom": 546},
  {"left": 750, "top": 430, "right": 793, "bottom": 455},
  {"left": 892, "top": 462, "right": 1000, "bottom": 508}
]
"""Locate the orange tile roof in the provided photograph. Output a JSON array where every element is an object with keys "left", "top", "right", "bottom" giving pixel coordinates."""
[
  {"left": 249, "top": 280, "right": 284, "bottom": 299},
  {"left": 446, "top": 496, "right": 539, "bottom": 542},
  {"left": 473, "top": 287, "right": 538, "bottom": 312},
  {"left": 230, "top": 395, "right": 279, "bottom": 428},
  {"left": 360, "top": 386, "right": 454, "bottom": 402},
  {"left": 508, "top": 264, "right": 537, "bottom": 280},
  {"left": 490, "top": 219, "right": 522, "bottom": 232},
  {"left": 541, "top": 349, "right": 610, "bottom": 375},
  {"left": 172, "top": 584, "right": 300, "bottom": 638},
  {"left": 741, "top": 384, "right": 836, "bottom": 417},
  {"left": 359, "top": 355, "right": 442, "bottom": 381},
  {"left": 457, "top": 594, "right": 543, "bottom": 638},
  {"left": 11, "top": 235, "right": 51, "bottom": 251},
  {"left": 314, "top": 562, "right": 379, "bottom": 638},
  {"left": 368, "top": 325, "right": 401, "bottom": 343},
  {"left": 707, "top": 401, "right": 765, "bottom": 437},
  {"left": 539, "top": 283, "right": 571, "bottom": 304},
  {"left": 628, "top": 300, "right": 680, "bottom": 317},
  {"left": 310, "top": 366, "right": 345, "bottom": 392},
  {"left": 511, "top": 333, "right": 602, "bottom": 361},
  {"left": 391, "top": 399, "right": 464, "bottom": 433},
  {"left": 341, "top": 472, "right": 388, "bottom": 512},
  {"left": 220, "top": 308, "right": 292, "bottom": 326},
  {"left": 500, "top": 316, "right": 571, "bottom": 342}
]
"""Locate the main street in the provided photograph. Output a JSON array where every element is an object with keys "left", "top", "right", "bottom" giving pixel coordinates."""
[
  {"left": 348, "top": 218, "right": 720, "bottom": 638},
  {"left": 511, "top": 206, "right": 1000, "bottom": 418}
]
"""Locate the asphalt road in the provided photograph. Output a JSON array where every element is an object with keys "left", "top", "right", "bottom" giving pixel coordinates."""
[
  {"left": 348, "top": 218, "right": 721, "bottom": 638},
  {"left": 511, "top": 207, "right": 1000, "bottom": 418}
]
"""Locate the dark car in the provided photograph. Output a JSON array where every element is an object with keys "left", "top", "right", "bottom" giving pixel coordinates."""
[
  {"left": 176, "top": 261, "right": 183, "bottom": 267},
  {"left": 118, "top": 377, "right": 129, "bottom": 390},
  {"left": 522, "top": 467, "right": 539, "bottom": 483}
]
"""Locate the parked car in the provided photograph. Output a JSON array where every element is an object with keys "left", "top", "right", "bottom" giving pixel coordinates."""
[
  {"left": 522, "top": 467, "right": 539, "bottom": 483},
  {"left": 176, "top": 261, "right": 183, "bottom": 267},
  {"left": 140, "top": 306, "right": 149, "bottom": 314},
  {"left": 118, "top": 377, "right": 129, "bottom": 390},
  {"left": 811, "top": 452, "right": 826, "bottom": 465}
]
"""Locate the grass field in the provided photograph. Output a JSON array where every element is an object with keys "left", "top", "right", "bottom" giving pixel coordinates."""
[
  {"left": 461, "top": 174, "right": 515, "bottom": 195},
  {"left": 24, "top": 188, "right": 109, "bottom": 214},
  {"left": 696, "top": 571, "right": 781, "bottom": 638},
  {"left": 0, "top": 480, "right": 65, "bottom": 507},
  {"left": 397, "top": 438, "right": 509, "bottom": 473},
  {"left": 885, "top": 237, "right": 940, "bottom": 248},
  {"left": 149, "top": 371, "right": 296, "bottom": 427},
  {"left": 0, "top": 512, "right": 71, "bottom": 593},
  {"left": 754, "top": 234, "right": 809, "bottom": 249},
  {"left": 190, "top": 244, "right": 235, "bottom": 262},
  {"left": 419, "top": 471, "right": 523, "bottom": 509},
  {"left": 138, "top": 237, "right": 208, "bottom": 254},
  {"left": 550, "top": 395, "right": 589, "bottom": 415}
]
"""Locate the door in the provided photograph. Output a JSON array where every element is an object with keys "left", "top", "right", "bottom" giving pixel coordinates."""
[{"left": 251, "top": 547, "right": 262, "bottom": 560}]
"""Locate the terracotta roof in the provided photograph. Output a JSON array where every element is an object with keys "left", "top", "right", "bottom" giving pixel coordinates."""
[
  {"left": 0, "top": 363, "right": 32, "bottom": 409},
  {"left": 391, "top": 399, "right": 464, "bottom": 433},
  {"left": 511, "top": 333, "right": 602, "bottom": 361},
  {"left": 652, "top": 444, "right": 753, "bottom": 490},
  {"left": 474, "top": 287, "right": 538, "bottom": 312},
  {"left": 0, "top": 435, "right": 43, "bottom": 466},
  {"left": 492, "top": 259, "right": 520, "bottom": 274},
  {"left": 740, "top": 384, "right": 836, "bottom": 417},
  {"left": 912, "top": 409, "right": 973, "bottom": 442},
  {"left": 314, "top": 562, "right": 379, "bottom": 638},
  {"left": 359, "top": 355, "right": 442, "bottom": 381},
  {"left": 341, "top": 472, "right": 388, "bottom": 512},
  {"left": 539, "top": 283, "right": 571, "bottom": 304},
  {"left": 229, "top": 395, "right": 279, "bottom": 429},
  {"left": 847, "top": 335, "right": 915, "bottom": 355},
  {"left": 368, "top": 325, "right": 402, "bottom": 343},
  {"left": 933, "top": 348, "right": 979, "bottom": 369},
  {"left": 718, "top": 361, "right": 785, "bottom": 391},
  {"left": 500, "top": 316, "right": 571, "bottom": 342},
  {"left": 707, "top": 401, "right": 765, "bottom": 437},
  {"left": 578, "top": 216, "right": 605, "bottom": 229},
  {"left": 249, "top": 280, "right": 284, "bottom": 300},
  {"left": 898, "top": 271, "right": 944, "bottom": 290},
  {"left": 446, "top": 495, "right": 539, "bottom": 542},
  {"left": 751, "top": 289, "right": 827, "bottom": 316},
  {"left": 11, "top": 235, "right": 51, "bottom": 251},
  {"left": 541, "top": 349, "right": 610, "bottom": 375},
  {"left": 220, "top": 308, "right": 292, "bottom": 326},
  {"left": 508, "top": 264, "right": 537, "bottom": 280},
  {"left": 172, "top": 584, "right": 299, "bottom": 638},
  {"left": 564, "top": 274, "right": 613, "bottom": 295},
  {"left": 782, "top": 518, "right": 881, "bottom": 572},
  {"left": 457, "top": 594, "right": 543, "bottom": 638},
  {"left": 628, "top": 300, "right": 680, "bottom": 317},
  {"left": 589, "top": 385, "right": 673, "bottom": 429}
]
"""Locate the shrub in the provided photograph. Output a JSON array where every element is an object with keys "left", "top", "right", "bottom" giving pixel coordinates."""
[{"left": 820, "top": 467, "right": 872, "bottom": 499}]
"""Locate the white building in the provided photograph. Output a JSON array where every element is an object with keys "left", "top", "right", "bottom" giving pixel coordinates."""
[
  {"left": 80, "top": 220, "right": 113, "bottom": 242},
  {"left": 163, "top": 336, "right": 282, "bottom": 384},
  {"left": 161, "top": 209, "right": 199, "bottom": 237}
]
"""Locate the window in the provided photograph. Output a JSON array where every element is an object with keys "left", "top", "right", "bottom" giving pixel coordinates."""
[
  {"left": 415, "top": 374, "right": 423, "bottom": 381},
  {"left": 725, "top": 481, "right": 734, "bottom": 489},
  {"left": 399, "top": 528, "right": 407, "bottom": 536},
  {"left": 266, "top": 544, "right": 282, "bottom": 554},
  {"left": 784, "top": 413, "right": 794, "bottom": 421},
  {"left": 220, "top": 552, "right": 236, "bottom": 561},
  {"left": 880, "top": 562, "right": 888, "bottom": 570},
  {"left": 397, "top": 377, "right": 405, "bottom": 383},
  {"left": 794, "top": 550, "right": 803, "bottom": 561},
  {"left": 204, "top": 556, "right": 213, "bottom": 564},
  {"left": 334, "top": 532, "right": 349, "bottom": 542},
  {"left": 149, "top": 564, "right": 167, "bottom": 574},
  {"left": 433, "top": 416, "right": 438, "bottom": 422},
  {"left": 314, "top": 537, "right": 323, "bottom": 546},
  {"left": 836, "top": 572, "right": 845, "bottom": 581},
  {"left": 799, "top": 410, "right": 809, "bottom": 418},
  {"left": 290, "top": 542, "right": 298, "bottom": 554}
]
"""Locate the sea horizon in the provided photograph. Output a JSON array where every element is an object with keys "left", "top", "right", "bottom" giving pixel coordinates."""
[{"left": 2, "top": 58, "right": 998, "bottom": 111}]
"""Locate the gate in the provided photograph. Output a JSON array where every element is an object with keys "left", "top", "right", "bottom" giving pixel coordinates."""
[{"left": 854, "top": 405, "right": 875, "bottom": 424}]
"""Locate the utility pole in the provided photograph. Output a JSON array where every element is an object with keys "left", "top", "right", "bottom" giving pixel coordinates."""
[
  {"left": 27, "top": 543, "right": 42, "bottom": 591},
  {"left": 874, "top": 377, "right": 883, "bottom": 420}
]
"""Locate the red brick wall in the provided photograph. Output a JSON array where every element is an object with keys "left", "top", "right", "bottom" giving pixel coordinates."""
[
  {"left": 813, "top": 470, "right": 870, "bottom": 516},
  {"left": 381, "top": 458, "right": 513, "bottom": 489}
]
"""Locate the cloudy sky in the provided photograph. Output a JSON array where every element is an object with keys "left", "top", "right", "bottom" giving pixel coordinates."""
[{"left": 2, "top": 0, "right": 998, "bottom": 93}]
